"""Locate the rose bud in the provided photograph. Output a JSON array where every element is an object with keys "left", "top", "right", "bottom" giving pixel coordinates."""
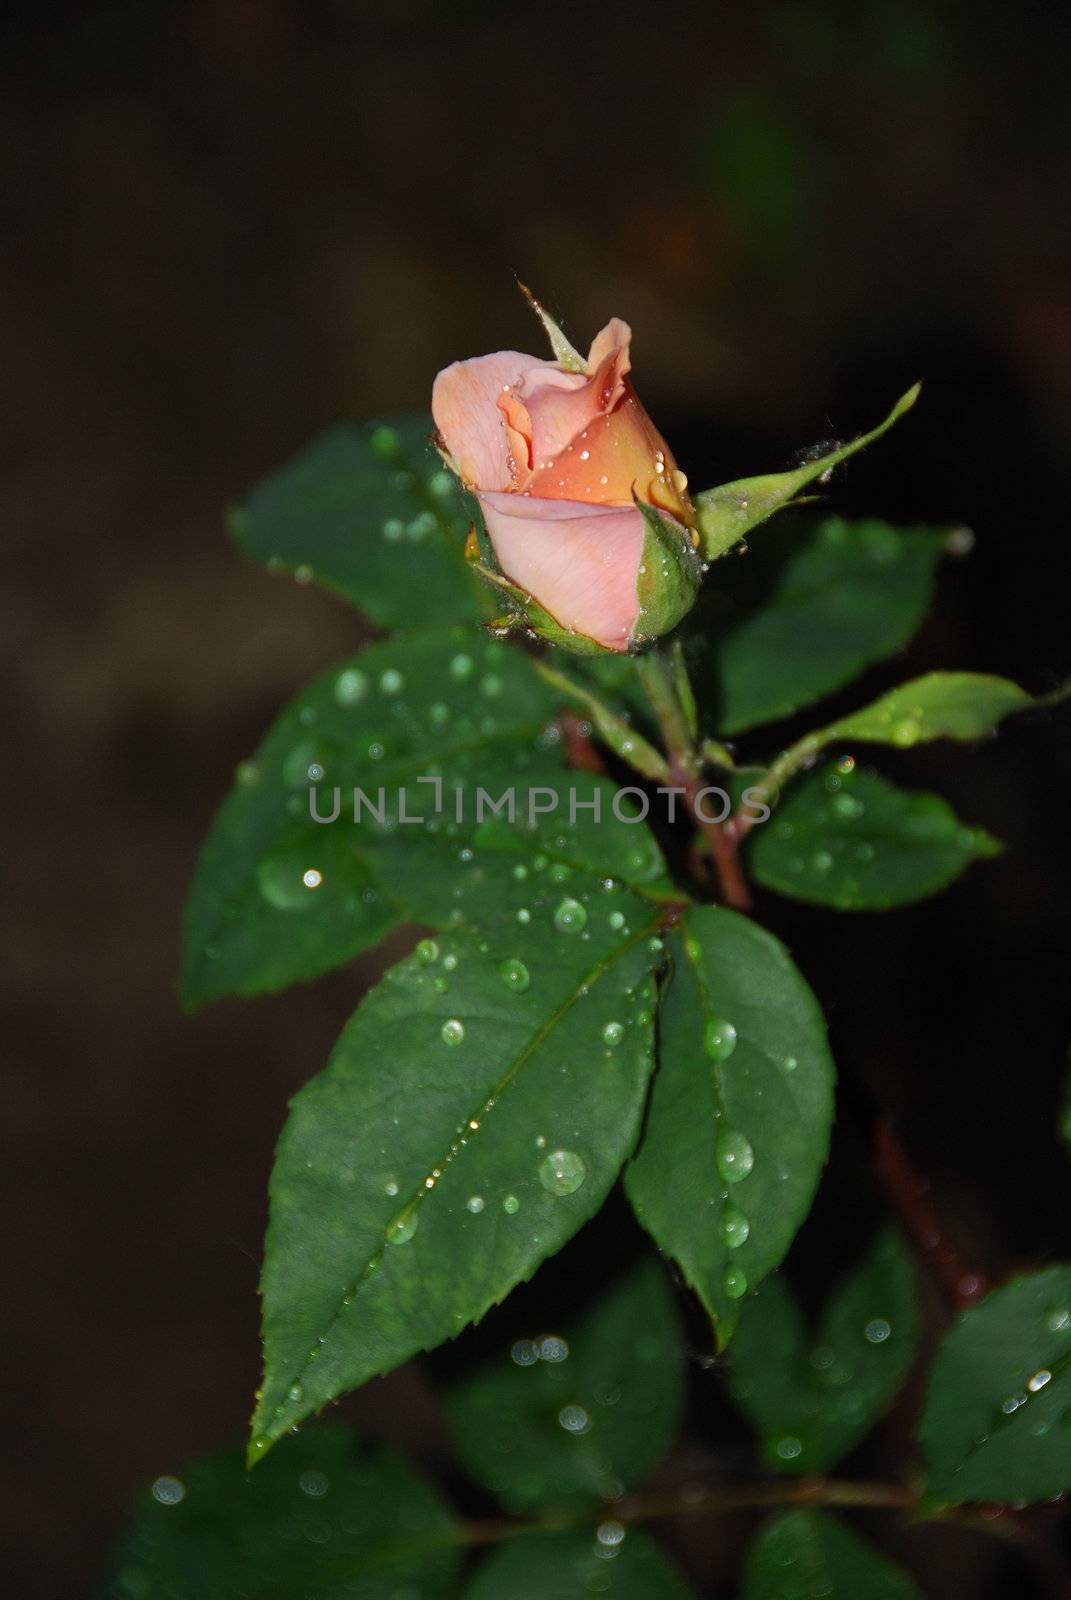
[{"left": 432, "top": 295, "right": 702, "bottom": 653}]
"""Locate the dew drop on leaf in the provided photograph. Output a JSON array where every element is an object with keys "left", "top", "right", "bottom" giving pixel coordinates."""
[
  {"left": 414, "top": 939, "right": 438, "bottom": 965},
  {"left": 705, "top": 1018, "right": 738, "bottom": 1061},
  {"left": 498, "top": 958, "right": 531, "bottom": 993},
  {"left": 334, "top": 668, "right": 368, "bottom": 706},
  {"left": 538, "top": 1149, "right": 587, "bottom": 1195},
  {"left": 441, "top": 1018, "right": 465, "bottom": 1046},
  {"left": 386, "top": 1211, "right": 418, "bottom": 1245},
  {"left": 723, "top": 1265, "right": 748, "bottom": 1299},
  {"left": 716, "top": 1127, "right": 755, "bottom": 1184},
  {"left": 502, "top": 1194, "right": 521, "bottom": 1215},
  {"left": 720, "top": 1203, "right": 750, "bottom": 1249},
  {"left": 601, "top": 1021, "right": 625, "bottom": 1047},
  {"left": 892, "top": 716, "right": 921, "bottom": 747},
  {"left": 553, "top": 897, "right": 588, "bottom": 933}
]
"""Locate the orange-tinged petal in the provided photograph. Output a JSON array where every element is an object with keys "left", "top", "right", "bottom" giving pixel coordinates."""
[
  {"left": 528, "top": 379, "right": 692, "bottom": 524},
  {"left": 432, "top": 349, "right": 550, "bottom": 491}
]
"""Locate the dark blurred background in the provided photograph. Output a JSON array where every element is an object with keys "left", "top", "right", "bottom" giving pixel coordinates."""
[{"left": 4, "top": 2, "right": 1070, "bottom": 1594}]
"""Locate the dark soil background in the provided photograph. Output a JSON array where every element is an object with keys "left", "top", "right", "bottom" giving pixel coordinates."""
[{"left": 3, "top": 2, "right": 1069, "bottom": 1594}]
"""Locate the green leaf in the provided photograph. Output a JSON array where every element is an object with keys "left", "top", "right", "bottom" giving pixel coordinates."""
[
  {"left": 919, "top": 1265, "right": 1071, "bottom": 1505},
  {"left": 747, "top": 762, "right": 1001, "bottom": 910},
  {"left": 690, "top": 516, "right": 945, "bottom": 735},
  {"left": 742, "top": 1510, "right": 922, "bottom": 1600},
  {"left": 181, "top": 628, "right": 560, "bottom": 1006},
  {"left": 444, "top": 1257, "right": 683, "bottom": 1512},
  {"left": 726, "top": 1231, "right": 921, "bottom": 1473},
  {"left": 825, "top": 671, "right": 1032, "bottom": 749},
  {"left": 230, "top": 415, "right": 483, "bottom": 626},
  {"left": 464, "top": 1528, "right": 696, "bottom": 1598},
  {"left": 106, "top": 1424, "right": 460, "bottom": 1600},
  {"left": 695, "top": 384, "right": 920, "bottom": 562},
  {"left": 625, "top": 906, "right": 835, "bottom": 1345},
  {"left": 251, "top": 860, "right": 668, "bottom": 1454}
]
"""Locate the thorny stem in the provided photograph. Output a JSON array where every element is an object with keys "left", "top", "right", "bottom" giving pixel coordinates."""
[
  {"left": 635, "top": 646, "right": 753, "bottom": 911},
  {"left": 875, "top": 1119, "right": 989, "bottom": 1311}
]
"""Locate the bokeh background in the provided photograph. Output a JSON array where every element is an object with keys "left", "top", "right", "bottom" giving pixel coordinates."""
[{"left": 4, "top": 2, "right": 1070, "bottom": 1594}]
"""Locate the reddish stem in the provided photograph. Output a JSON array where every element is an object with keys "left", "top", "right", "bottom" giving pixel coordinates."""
[
  {"left": 558, "top": 710, "right": 606, "bottom": 775},
  {"left": 676, "top": 766, "right": 752, "bottom": 912},
  {"left": 875, "top": 1119, "right": 988, "bottom": 1310}
]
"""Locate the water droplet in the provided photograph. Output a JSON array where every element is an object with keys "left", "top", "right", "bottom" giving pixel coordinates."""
[
  {"left": 540, "top": 1335, "right": 569, "bottom": 1362},
  {"left": 293, "top": 563, "right": 314, "bottom": 585},
  {"left": 1047, "top": 1308, "right": 1071, "bottom": 1333},
  {"left": 482, "top": 674, "right": 503, "bottom": 697},
  {"left": 608, "top": 910, "right": 627, "bottom": 931},
  {"left": 466, "top": 1195, "right": 485, "bottom": 1214},
  {"left": 379, "top": 668, "right": 404, "bottom": 695},
  {"left": 442, "top": 952, "right": 459, "bottom": 971},
  {"left": 602, "top": 1021, "right": 625, "bottom": 1047},
  {"left": 283, "top": 740, "right": 324, "bottom": 789},
  {"left": 723, "top": 1265, "right": 748, "bottom": 1299},
  {"left": 1001, "top": 1393, "right": 1027, "bottom": 1415},
  {"left": 370, "top": 424, "right": 399, "bottom": 456},
  {"left": 415, "top": 938, "right": 439, "bottom": 965},
  {"left": 302, "top": 868, "right": 323, "bottom": 890},
  {"left": 287, "top": 1383, "right": 304, "bottom": 1403},
  {"left": 257, "top": 856, "right": 320, "bottom": 910},
  {"left": 558, "top": 1404, "right": 592, "bottom": 1434},
  {"left": 441, "top": 1018, "right": 465, "bottom": 1046},
  {"left": 891, "top": 716, "right": 921, "bottom": 747},
  {"left": 553, "top": 897, "right": 588, "bottom": 933},
  {"left": 783, "top": 1055, "right": 798, "bottom": 1072},
  {"left": 539, "top": 1149, "right": 587, "bottom": 1195},
  {"left": 151, "top": 1476, "right": 185, "bottom": 1506},
  {"left": 386, "top": 1211, "right": 418, "bottom": 1245},
  {"left": 298, "top": 1469, "right": 329, "bottom": 1498},
  {"left": 512, "top": 863, "right": 528, "bottom": 880},
  {"left": 450, "top": 653, "right": 474, "bottom": 680},
  {"left": 775, "top": 1435, "right": 802, "bottom": 1459},
  {"left": 716, "top": 1127, "right": 755, "bottom": 1184},
  {"left": 236, "top": 760, "right": 260, "bottom": 787},
  {"left": 832, "top": 794, "right": 864, "bottom": 820},
  {"left": 499, "top": 958, "right": 531, "bottom": 993},
  {"left": 865, "top": 1318, "right": 892, "bottom": 1344},
  {"left": 812, "top": 849, "right": 834, "bottom": 873},
  {"left": 502, "top": 1194, "right": 520, "bottom": 1215},
  {"left": 334, "top": 668, "right": 368, "bottom": 706},
  {"left": 516, "top": 907, "right": 532, "bottom": 924},
  {"left": 721, "top": 1203, "right": 750, "bottom": 1249},
  {"left": 1028, "top": 1369, "right": 1053, "bottom": 1393},
  {"left": 705, "top": 1018, "right": 738, "bottom": 1061},
  {"left": 511, "top": 1339, "right": 538, "bottom": 1366}
]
